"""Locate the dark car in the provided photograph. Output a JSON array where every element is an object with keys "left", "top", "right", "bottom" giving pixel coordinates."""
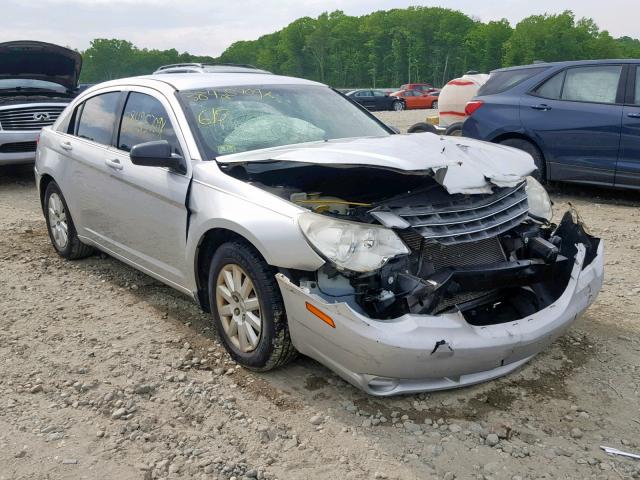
[
  {"left": 0, "top": 40, "right": 81, "bottom": 165},
  {"left": 462, "top": 59, "right": 640, "bottom": 189},
  {"left": 346, "top": 89, "right": 405, "bottom": 111}
]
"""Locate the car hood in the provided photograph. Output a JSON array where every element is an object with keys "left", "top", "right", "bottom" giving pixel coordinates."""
[
  {"left": 215, "top": 133, "right": 536, "bottom": 194},
  {"left": 0, "top": 41, "right": 82, "bottom": 91}
]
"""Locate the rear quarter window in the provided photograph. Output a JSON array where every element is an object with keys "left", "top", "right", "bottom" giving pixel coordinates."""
[{"left": 478, "top": 67, "right": 548, "bottom": 96}]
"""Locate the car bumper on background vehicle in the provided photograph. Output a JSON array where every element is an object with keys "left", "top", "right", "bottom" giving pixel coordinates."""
[
  {"left": 0, "top": 130, "right": 39, "bottom": 165},
  {"left": 277, "top": 240, "right": 603, "bottom": 396}
]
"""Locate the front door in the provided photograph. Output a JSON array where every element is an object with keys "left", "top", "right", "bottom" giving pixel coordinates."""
[
  {"left": 97, "top": 89, "right": 192, "bottom": 289},
  {"left": 521, "top": 64, "right": 625, "bottom": 186},
  {"left": 617, "top": 65, "right": 640, "bottom": 188}
]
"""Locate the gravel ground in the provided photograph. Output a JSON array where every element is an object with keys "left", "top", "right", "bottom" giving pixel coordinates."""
[{"left": 2, "top": 117, "right": 640, "bottom": 479}]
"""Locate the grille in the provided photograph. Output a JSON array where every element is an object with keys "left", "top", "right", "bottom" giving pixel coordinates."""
[
  {"left": 0, "top": 141, "right": 37, "bottom": 153},
  {"left": 394, "top": 183, "right": 528, "bottom": 245},
  {"left": 0, "top": 105, "right": 66, "bottom": 131},
  {"left": 421, "top": 236, "right": 506, "bottom": 270}
]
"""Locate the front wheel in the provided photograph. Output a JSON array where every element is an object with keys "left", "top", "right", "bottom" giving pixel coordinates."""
[
  {"left": 208, "top": 241, "right": 296, "bottom": 371},
  {"left": 44, "top": 181, "right": 94, "bottom": 259},
  {"left": 392, "top": 101, "right": 404, "bottom": 111}
]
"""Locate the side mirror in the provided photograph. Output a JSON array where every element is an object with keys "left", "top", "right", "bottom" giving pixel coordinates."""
[{"left": 130, "top": 140, "right": 186, "bottom": 174}]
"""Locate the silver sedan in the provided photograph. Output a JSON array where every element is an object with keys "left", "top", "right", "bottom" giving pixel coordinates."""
[{"left": 35, "top": 72, "right": 603, "bottom": 396}]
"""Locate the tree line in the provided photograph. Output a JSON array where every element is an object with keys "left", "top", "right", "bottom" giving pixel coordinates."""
[{"left": 79, "top": 8, "right": 640, "bottom": 87}]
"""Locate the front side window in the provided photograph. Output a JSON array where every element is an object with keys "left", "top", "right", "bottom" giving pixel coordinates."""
[
  {"left": 118, "top": 92, "right": 181, "bottom": 154},
  {"left": 562, "top": 65, "right": 622, "bottom": 104},
  {"left": 372, "top": 90, "right": 386, "bottom": 97},
  {"left": 76, "top": 92, "right": 121, "bottom": 145},
  {"left": 355, "top": 91, "right": 371, "bottom": 97},
  {"left": 180, "top": 85, "right": 390, "bottom": 157}
]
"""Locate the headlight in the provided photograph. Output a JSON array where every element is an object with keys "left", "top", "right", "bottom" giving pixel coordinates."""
[
  {"left": 525, "top": 176, "right": 553, "bottom": 222},
  {"left": 298, "top": 212, "right": 409, "bottom": 272}
]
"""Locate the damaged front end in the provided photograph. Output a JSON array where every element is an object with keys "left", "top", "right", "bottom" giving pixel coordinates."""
[{"left": 222, "top": 154, "right": 603, "bottom": 395}]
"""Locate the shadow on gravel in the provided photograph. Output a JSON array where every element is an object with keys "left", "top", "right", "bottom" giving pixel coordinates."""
[{"left": 0, "top": 165, "right": 34, "bottom": 185}]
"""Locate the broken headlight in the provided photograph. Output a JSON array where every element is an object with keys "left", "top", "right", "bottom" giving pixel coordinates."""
[
  {"left": 526, "top": 176, "right": 553, "bottom": 222},
  {"left": 298, "top": 212, "right": 409, "bottom": 272}
]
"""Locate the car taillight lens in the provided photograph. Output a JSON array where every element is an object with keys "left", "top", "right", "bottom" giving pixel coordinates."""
[{"left": 465, "top": 100, "right": 484, "bottom": 116}]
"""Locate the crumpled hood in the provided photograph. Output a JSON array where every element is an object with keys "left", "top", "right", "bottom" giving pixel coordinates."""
[
  {"left": 215, "top": 133, "right": 536, "bottom": 194},
  {"left": 0, "top": 41, "right": 82, "bottom": 91}
]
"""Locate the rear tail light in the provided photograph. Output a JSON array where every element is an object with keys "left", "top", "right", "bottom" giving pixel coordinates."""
[{"left": 465, "top": 100, "right": 484, "bottom": 116}]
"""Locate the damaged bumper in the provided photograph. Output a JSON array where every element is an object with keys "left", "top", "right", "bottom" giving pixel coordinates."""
[{"left": 277, "top": 237, "right": 603, "bottom": 396}]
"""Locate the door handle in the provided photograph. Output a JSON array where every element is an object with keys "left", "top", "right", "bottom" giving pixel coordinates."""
[
  {"left": 105, "top": 158, "right": 124, "bottom": 171},
  {"left": 60, "top": 141, "right": 73, "bottom": 151},
  {"left": 628, "top": 112, "right": 640, "bottom": 118},
  {"left": 530, "top": 104, "right": 552, "bottom": 111}
]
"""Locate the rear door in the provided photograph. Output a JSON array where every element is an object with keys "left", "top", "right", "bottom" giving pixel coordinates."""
[
  {"left": 98, "top": 88, "right": 192, "bottom": 288},
  {"left": 521, "top": 64, "right": 625, "bottom": 186},
  {"left": 617, "top": 65, "right": 640, "bottom": 188},
  {"left": 63, "top": 90, "right": 124, "bottom": 237}
]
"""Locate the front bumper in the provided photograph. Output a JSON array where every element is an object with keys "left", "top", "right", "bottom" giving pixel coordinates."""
[
  {"left": 277, "top": 240, "right": 603, "bottom": 396},
  {"left": 0, "top": 130, "right": 38, "bottom": 165}
]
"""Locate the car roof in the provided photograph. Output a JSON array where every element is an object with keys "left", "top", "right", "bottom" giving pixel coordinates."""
[
  {"left": 492, "top": 58, "right": 640, "bottom": 73},
  {"left": 88, "top": 73, "right": 325, "bottom": 92}
]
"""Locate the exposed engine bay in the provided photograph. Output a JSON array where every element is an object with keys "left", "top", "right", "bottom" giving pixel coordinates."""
[{"left": 223, "top": 161, "right": 601, "bottom": 326}]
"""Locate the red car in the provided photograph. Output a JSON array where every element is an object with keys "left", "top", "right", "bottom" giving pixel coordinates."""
[
  {"left": 391, "top": 90, "right": 439, "bottom": 109},
  {"left": 400, "top": 83, "right": 436, "bottom": 94}
]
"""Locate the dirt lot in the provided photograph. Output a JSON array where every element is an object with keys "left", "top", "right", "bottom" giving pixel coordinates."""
[{"left": 2, "top": 117, "right": 640, "bottom": 479}]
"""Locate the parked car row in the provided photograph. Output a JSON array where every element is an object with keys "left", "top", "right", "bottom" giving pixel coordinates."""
[{"left": 346, "top": 83, "right": 441, "bottom": 111}]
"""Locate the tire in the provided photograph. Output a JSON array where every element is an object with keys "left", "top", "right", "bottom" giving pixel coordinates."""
[
  {"left": 498, "top": 138, "right": 546, "bottom": 182},
  {"left": 407, "top": 122, "right": 437, "bottom": 134},
  {"left": 208, "top": 241, "right": 296, "bottom": 371},
  {"left": 43, "top": 181, "right": 94, "bottom": 260},
  {"left": 392, "top": 100, "right": 404, "bottom": 111},
  {"left": 444, "top": 123, "right": 463, "bottom": 137},
  {"left": 432, "top": 101, "right": 438, "bottom": 110}
]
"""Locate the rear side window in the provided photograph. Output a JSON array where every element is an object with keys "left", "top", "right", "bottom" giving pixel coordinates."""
[
  {"left": 534, "top": 71, "right": 565, "bottom": 99},
  {"left": 561, "top": 65, "right": 622, "bottom": 104},
  {"left": 478, "top": 67, "right": 548, "bottom": 96},
  {"left": 76, "top": 92, "right": 121, "bottom": 145},
  {"left": 117, "top": 92, "right": 181, "bottom": 154}
]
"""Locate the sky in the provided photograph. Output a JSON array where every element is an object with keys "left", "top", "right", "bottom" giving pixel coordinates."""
[{"left": 2, "top": 0, "right": 639, "bottom": 56}]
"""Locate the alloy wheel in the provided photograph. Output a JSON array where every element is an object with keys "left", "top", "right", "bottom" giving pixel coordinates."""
[
  {"left": 215, "top": 264, "right": 262, "bottom": 352},
  {"left": 48, "top": 192, "right": 69, "bottom": 250}
]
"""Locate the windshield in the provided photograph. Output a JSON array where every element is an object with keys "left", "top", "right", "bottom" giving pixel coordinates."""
[
  {"left": 179, "top": 84, "right": 390, "bottom": 158},
  {"left": 0, "top": 79, "right": 66, "bottom": 92}
]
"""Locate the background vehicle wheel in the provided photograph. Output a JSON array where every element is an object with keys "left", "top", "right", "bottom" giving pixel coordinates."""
[
  {"left": 44, "top": 181, "right": 94, "bottom": 259},
  {"left": 432, "top": 101, "right": 438, "bottom": 109},
  {"left": 444, "top": 123, "right": 463, "bottom": 137},
  {"left": 407, "top": 122, "right": 437, "bottom": 134},
  {"left": 498, "top": 138, "right": 546, "bottom": 182},
  {"left": 208, "top": 241, "right": 296, "bottom": 371},
  {"left": 392, "top": 100, "right": 404, "bottom": 111}
]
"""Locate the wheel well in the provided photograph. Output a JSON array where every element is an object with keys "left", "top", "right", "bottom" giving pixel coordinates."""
[
  {"left": 194, "top": 228, "right": 262, "bottom": 312},
  {"left": 39, "top": 174, "right": 55, "bottom": 210}
]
